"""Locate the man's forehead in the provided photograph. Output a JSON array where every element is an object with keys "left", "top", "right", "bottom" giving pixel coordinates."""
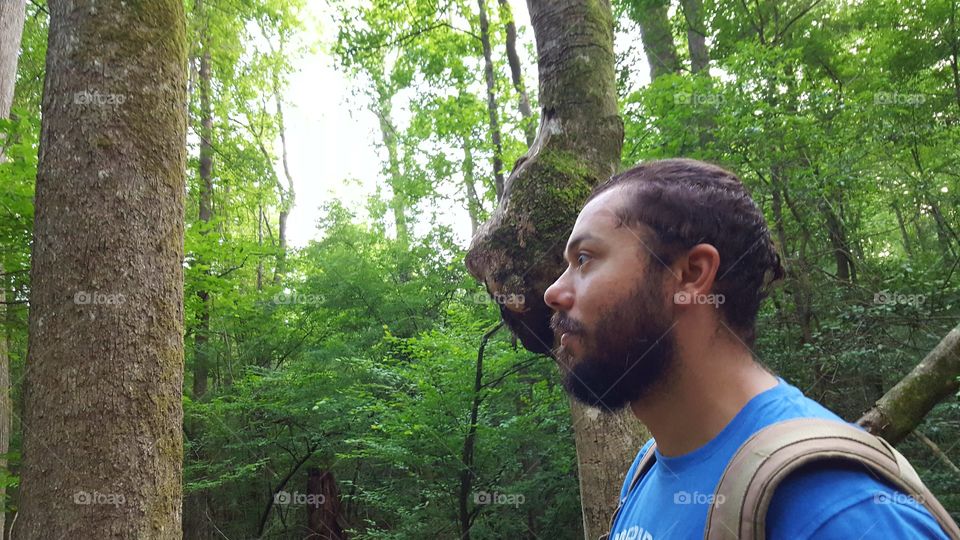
[{"left": 570, "top": 188, "right": 627, "bottom": 237}]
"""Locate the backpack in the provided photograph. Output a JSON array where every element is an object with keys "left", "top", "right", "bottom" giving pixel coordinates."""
[{"left": 601, "top": 418, "right": 960, "bottom": 540}]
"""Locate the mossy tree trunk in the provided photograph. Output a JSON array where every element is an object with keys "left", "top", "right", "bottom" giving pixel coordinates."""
[
  {"left": 858, "top": 323, "right": 960, "bottom": 445},
  {"left": 465, "top": 1, "right": 649, "bottom": 538},
  {"left": 16, "top": 0, "right": 187, "bottom": 537}
]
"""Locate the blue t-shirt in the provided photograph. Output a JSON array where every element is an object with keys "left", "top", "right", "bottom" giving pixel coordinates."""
[{"left": 609, "top": 378, "right": 952, "bottom": 539}]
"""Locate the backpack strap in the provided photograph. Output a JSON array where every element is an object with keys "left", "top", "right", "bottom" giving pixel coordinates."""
[
  {"left": 598, "top": 442, "right": 659, "bottom": 540},
  {"left": 704, "top": 418, "right": 960, "bottom": 540}
]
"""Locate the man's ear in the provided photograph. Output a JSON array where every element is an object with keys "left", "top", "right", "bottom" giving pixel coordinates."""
[{"left": 671, "top": 243, "right": 721, "bottom": 301}]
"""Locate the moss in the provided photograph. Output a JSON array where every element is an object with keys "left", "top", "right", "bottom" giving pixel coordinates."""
[{"left": 486, "top": 147, "right": 601, "bottom": 261}]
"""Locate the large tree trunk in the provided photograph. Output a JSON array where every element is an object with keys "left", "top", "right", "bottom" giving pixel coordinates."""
[
  {"left": 858, "top": 323, "right": 960, "bottom": 445},
  {"left": 0, "top": 2, "right": 26, "bottom": 537},
  {"left": 465, "top": 2, "right": 648, "bottom": 538},
  {"left": 477, "top": 0, "right": 506, "bottom": 201},
  {"left": 16, "top": 0, "right": 187, "bottom": 537}
]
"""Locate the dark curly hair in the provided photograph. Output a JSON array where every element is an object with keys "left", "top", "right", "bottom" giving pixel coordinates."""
[{"left": 586, "top": 158, "right": 785, "bottom": 346}]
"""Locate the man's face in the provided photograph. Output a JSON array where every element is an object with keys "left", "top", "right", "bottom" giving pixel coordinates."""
[{"left": 543, "top": 187, "right": 678, "bottom": 412}]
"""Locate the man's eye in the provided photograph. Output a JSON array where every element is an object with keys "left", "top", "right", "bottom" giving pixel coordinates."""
[{"left": 577, "top": 253, "right": 590, "bottom": 267}]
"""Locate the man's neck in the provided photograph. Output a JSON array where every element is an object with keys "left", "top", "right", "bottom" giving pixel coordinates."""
[{"left": 629, "top": 341, "right": 778, "bottom": 457}]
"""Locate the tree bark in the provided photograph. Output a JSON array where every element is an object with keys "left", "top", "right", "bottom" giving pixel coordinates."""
[
  {"left": 305, "top": 469, "right": 345, "bottom": 540},
  {"left": 466, "top": 2, "right": 648, "bottom": 538},
  {"left": 858, "top": 323, "right": 960, "bottom": 445},
  {"left": 373, "top": 81, "right": 409, "bottom": 246},
  {"left": 478, "top": 0, "right": 506, "bottom": 201},
  {"left": 194, "top": 6, "right": 213, "bottom": 399},
  {"left": 0, "top": 2, "right": 26, "bottom": 537},
  {"left": 0, "top": 0, "right": 25, "bottom": 117},
  {"left": 16, "top": 0, "right": 187, "bottom": 537},
  {"left": 631, "top": 0, "right": 680, "bottom": 80},
  {"left": 0, "top": 274, "right": 8, "bottom": 539},
  {"left": 463, "top": 138, "right": 482, "bottom": 237},
  {"left": 679, "top": 0, "right": 708, "bottom": 74},
  {"left": 819, "top": 196, "right": 856, "bottom": 282},
  {"left": 892, "top": 200, "right": 914, "bottom": 258},
  {"left": 497, "top": 0, "right": 535, "bottom": 147},
  {"left": 273, "top": 90, "right": 294, "bottom": 285}
]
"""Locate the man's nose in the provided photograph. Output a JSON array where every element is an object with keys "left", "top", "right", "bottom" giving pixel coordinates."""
[{"left": 544, "top": 271, "right": 573, "bottom": 312}]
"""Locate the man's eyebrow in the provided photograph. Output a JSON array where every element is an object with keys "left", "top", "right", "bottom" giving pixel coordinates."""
[{"left": 565, "top": 233, "right": 598, "bottom": 258}]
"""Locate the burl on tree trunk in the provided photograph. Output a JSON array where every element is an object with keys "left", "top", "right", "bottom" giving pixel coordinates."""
[{"left": 465, "top": 2, "right": 649, "bottom": 539}]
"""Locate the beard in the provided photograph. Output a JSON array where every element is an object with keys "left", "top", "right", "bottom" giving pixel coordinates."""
[{"left": 550, "top": 271, "right": 677, "bottom": 412}]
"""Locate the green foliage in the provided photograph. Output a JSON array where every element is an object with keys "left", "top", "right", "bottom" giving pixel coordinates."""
[{"left": 4, "top": 0, "right": 960, "bottom": 536}]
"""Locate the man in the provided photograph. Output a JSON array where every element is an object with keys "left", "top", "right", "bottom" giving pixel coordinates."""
[{"left": 543, "top": 159, "right": 955, "bottom": 539}]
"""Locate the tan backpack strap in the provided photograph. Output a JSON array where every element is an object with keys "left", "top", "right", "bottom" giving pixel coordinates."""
[
  {"left": 599, "top": 442, "right": 658, "bottom": 540},
  {"left": 704, "top": 418, "right": 960, "bottom": 540}
]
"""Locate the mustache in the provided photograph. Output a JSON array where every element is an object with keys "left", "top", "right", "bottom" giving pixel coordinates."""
[{"left": 550, "top": 312, "right": 586, "bottom": 335}]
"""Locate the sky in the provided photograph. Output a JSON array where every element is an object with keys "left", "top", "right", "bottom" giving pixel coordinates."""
[
  {"left": 280, "top": 1, "right": 645, "bottom": 249},
  {"left": 281, "top": 1, "right": 533, "bottom": 249}
]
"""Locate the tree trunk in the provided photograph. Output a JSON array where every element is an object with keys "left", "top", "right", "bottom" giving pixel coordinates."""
[
  {"left": 478, "top": 0, "right": 506, "bottom": 201},
  {"left": 631, "top": 0, "right": 680, "bottom": 80},
  {"left": 373, "top": 82, "right": 409, "bottom": 246},
  {"left": 257, "top": 204, "right": 265, "bottom": 290},
  {"left": 679, "top": 0, "right": 708, "bottom": 74},
  {"left": 273, "top": 73, "right": 294, "bottom": 284},
  {"left": 16, "top": 0, "right": 187, "bottom": 537},
  {"left": 858, "top": 323, "right": 960, "bottom": 445},
  {"left": 0, "top": 2, "right": 26, "bottom": 537},
  {"left": 463, "top": 138, "right": 482, "bottom": 237},
  {"left": 819, "top": 196, "right": 856, "bottom": 282},
  {"left": 306, "top": 469, "right": 345, "bottom": 540},
  {"left": 892, "top": 199, "right": 914, "bottom": 258},
  {"left": 0, "top": 274, "right": 8, "bottom": 539},
  {"left": 0, "top": 0, "right": 25, "bottom": 117},
  {"left": 497, "top": 0, "right": 535, "bottom": 147},
  {"left": 194, "top": 13, "right": 213, "bottom": 399},
  {"left": 466, "top": 2, "right": 648, "bottom": 538}
]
